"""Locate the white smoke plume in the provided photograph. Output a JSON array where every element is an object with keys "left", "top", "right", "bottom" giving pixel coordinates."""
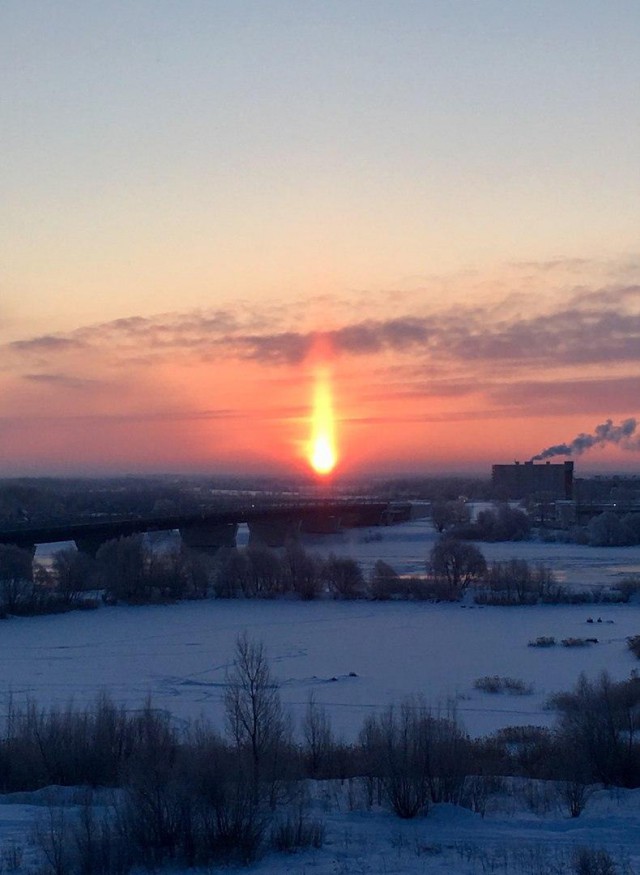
[{"left": 531, "top": 418, "right": 639, "bottom": 461}]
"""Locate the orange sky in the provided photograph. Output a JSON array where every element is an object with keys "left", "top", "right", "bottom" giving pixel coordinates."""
[
  {"left": 1, "top": 3, "right": 639, "bottom": 478},
  {"left": 2, "top": 260, "right": 640, "bottom": 477}
]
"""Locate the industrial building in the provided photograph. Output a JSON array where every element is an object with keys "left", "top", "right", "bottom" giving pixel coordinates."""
[{"left": 492, "top": 460, "right": 574, "bottom": 500}]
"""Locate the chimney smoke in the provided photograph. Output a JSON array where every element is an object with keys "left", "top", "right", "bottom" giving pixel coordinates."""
[{"left": 531, "top": 418, "right": 639, "bottom": 461}]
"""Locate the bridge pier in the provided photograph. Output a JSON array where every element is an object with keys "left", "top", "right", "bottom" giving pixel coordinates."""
[
  {"left": 75, "top": 536, "right": 110, "bottom": 559},
  {"left": 247, "top": 518, "right": 301, "bottom": 548},
  {"left": 339, "top": 506, "right": 385, "bottom": 528},
  {"left": 179, "top": 522, "right": 238, "bottom": 555}
]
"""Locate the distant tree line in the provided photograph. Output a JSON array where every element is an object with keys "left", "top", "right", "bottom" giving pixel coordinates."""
[
  {"left": 431, "top": 500, "right": 532, "bottom": 542},
  {"left": 585, "top": 511, "right": 640, "bottom": 546},
  {"left": 433, "top": 499, "right": 640, "bottom": 549},
  {"left": 2, "top": 531, "right": 637, "bottom": 618}
]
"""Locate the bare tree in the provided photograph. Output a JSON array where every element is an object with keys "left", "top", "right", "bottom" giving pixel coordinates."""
[
  {"left": 0, "top": 544, "right": 34, "bottom": 615},
  {"left": 368, "top": 560, "right": 400, "bottom": 600},
  {"left": 359, "top": 699, "right": 432, "bottom": 819},
  {"left": 224, "top": 634, "right": 286, "bottom": 787},
  {"left": 302, "top": 694, "right": 334, "bottom": 777},
  {"left": 97, "top": 536, "right": 150, "bottom": 603},
  {"left": 283, "top": 543, "right": 322, "bottom": 600},
  {"left": 431, "top": 500, "right": 470, "bottom": 533},
  {"left": 322, "top": 555, "right": 365, "bottom": 599},
  {"left": 429, "top": 537, "right": 486, "bottom": 596},
  {"left": 53, "top": 549, "right": 95, "bottom": 606}
]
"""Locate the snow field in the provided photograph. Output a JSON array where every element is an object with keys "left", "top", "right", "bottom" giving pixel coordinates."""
[{"left": 6, "top": 517, "right": 639, "bottom": 873}]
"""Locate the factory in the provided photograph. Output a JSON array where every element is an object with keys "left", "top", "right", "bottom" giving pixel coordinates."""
[{"left": 492, "top": 460, "right": 574, "bottom": 500}]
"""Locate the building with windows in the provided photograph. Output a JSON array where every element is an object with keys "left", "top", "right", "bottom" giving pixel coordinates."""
[{"left": 491, "top": 460, "right": 574, "bottom": 500}]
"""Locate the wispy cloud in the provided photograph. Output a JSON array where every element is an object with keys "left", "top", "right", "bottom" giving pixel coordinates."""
[
  {"left": 22, "top": 372, "right": 101, "bottom": 390},
  {"left": 6, "top": 284, "right": 639, "bottom": 371},
  {"left": 2, "top": 281, "right": 639, "bottom": 434}
]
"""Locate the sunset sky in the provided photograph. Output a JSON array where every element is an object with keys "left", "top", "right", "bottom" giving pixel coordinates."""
[{"left": 2, "top": 1, "right": 639, "bottom": 477}]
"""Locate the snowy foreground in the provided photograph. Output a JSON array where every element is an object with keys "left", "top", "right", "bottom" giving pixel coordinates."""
[
  {"left": 2, "top": 519, "right": 639, "bottom": 872},
  {"left": 2, "top": 782, "right": 640, "bottom": 874}
]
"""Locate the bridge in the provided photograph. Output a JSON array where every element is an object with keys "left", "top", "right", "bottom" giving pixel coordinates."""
[{"left": 0, "top": 500, "right": 411, "bottom": 557}]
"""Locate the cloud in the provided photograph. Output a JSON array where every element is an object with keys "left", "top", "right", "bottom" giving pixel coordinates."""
[
  {"left": 488, "top": 376, "right": 640, "bottom": 415},
  {"left": 11, "top": 335, "right": 82, "bottom": 354},
  {"left": 22, "top": 372, "right": 101, "bottom": 390},
  {"left": 5, "top": 284, "right": 640, "bottom": 385}
]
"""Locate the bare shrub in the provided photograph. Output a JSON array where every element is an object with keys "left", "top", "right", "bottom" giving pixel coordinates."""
[
  {"left": 204, "top": 754, "right": 271, "bottom": 863},
  {"left": 561, "top": 637, "right": 596, "bottom": 647},
  {"left": 460, "top": 775, "right": 503, "bottom": 818},
  {"left": 302, "top": 694, "right": 334, "bottom": 778},
  {"left": 521, "top": 779, "right": 559, "bottom": 815},
  {"left": 359, "top": 700, "right": 432, "bottom": 818},
  {"left": 270, "top": 808, "right": 325, "bottom": 852},
  {"left": 627, "top": 635, "right": 640, "bottom": 659},
  {"left": 548, "top": 672, "right": 640, "bottom": 787},
  {"left": 359, "top": 699, "right": 470, "bottom": 818},
  {"left": 178, "top": 723, "right": 271, "bottom": 865},
  {"left": 558, "top": 776, "right": 594, "bottom": 818},
  {"left": 71, "top": 790, "right": 132, "bottom": 875},
  {"left": 474, "top": 676, "right": 533, "bottom": 695},
  {"left": 2, "top": 838, "right": 24, "bottom": 872},
  {"left": 34, "top": 801, "right": 74, "bottom": 875},
  {"left": 616, "top": 575, "right": 640, "bottom": 603},
  {"left": 572, "top": 846, "right": 618, "bottom": 875}
]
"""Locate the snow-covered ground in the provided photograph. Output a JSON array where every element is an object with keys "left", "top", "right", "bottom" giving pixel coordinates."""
[
  {"left": 6, "top": 518, "right": 640, "bottom": 872},
  {"left": 2, "top": 596, "right": 640, "bottom": 742},
  {"left": 20, "top": 518, "right": 640, "bottom": 739},
  {"left": 240, "top": 782, "right": 640, "bottom": 875},
  {"left": 3, "top": 782, "right": 640, "bottom": 874}
]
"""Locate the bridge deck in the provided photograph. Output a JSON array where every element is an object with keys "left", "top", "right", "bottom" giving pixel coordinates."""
[{"left": 0, "top": 500, "right": 395, "bottom": 549}]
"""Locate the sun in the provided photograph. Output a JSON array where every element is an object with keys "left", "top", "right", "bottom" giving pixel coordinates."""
[{"left": 308, "top": 371, "right": 337, "bottom": 476}]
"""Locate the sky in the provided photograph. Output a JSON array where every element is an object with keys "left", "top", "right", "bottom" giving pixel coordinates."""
[{"left": 1, "top": 0, "right": 639, "bottom": 478}]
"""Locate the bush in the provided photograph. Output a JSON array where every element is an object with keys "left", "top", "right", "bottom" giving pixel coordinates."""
[
  {"left": 616, "top": 575, "right": 640, "bottom": 602},
  {"left": 474, "top": 676, "right": 533, "bottom": 695},
  {"left": 548, "top": 672, "right": 640, "bottom": 787},
  {"left": 431, "top": 500, "right": 471, "bottom": 533},
  {"left": 473, "top": 504, "right": 532, "bottom": 541},
  {"left": 283, "top": 543, "right": 322, "bottom": 600},
  {"left": 0, "top": 544, "right": 36, "bottom": 616},
  {"left": 571, "top": 846, "right": 618, "bottom": 875},
  {"left": 270, "top": 810, "right": 325, "bottom": 852},
  {"left": 368, "top": 560, "right": 400, "bottom": 600},
  {"left": 561, "top": 637, "right": 597, "bottom": 647},
  {"left": 627, "top": 635, "right": 640, "bottom": 659},
  {"left": 322, "top": 555, "right": 365, "bottom": 599},
  {"left": 359, "top": 699, "right": 470, "bottom": 818}
]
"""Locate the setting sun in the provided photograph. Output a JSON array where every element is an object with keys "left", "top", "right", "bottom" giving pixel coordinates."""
[{"left": 308, "top": 372, "right": 337, "bottom": 476}]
